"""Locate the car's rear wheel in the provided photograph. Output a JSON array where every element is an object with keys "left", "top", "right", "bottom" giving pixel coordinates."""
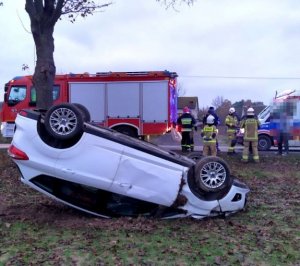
[
  {"left": 195, "top": 156, "right": 232, "bottom": 193},
  {"left": 44, "top": 103, "right": 83, "bottom": 140}
]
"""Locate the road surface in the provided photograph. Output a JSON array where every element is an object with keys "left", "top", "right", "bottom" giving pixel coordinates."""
[{"left": 0, "top": 143, "right": 9, "bottom": 149}]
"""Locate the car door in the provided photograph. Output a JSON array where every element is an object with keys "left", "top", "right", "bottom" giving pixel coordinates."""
[
  {"left": 110, "top": 146, "right": 185, "bottom": 206},
  {"left": 54, "top": 133, "right": 123, "bottom": 190}
]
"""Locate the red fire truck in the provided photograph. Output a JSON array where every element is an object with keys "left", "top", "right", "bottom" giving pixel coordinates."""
[{"left": 1, "top": 71, "right": 178, "bottom": 138}]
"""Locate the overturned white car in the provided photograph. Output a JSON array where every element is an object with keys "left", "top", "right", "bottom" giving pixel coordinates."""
[{"left": 8, "top": 103, "right": 249, "bottom": 219}]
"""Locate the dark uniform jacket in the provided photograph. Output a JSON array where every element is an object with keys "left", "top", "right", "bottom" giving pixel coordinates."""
[{"left": 177, "top": 113, "right": 196, "bottom": 132}]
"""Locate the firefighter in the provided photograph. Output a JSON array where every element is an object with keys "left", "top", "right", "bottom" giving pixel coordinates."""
[
  {"left": 202, "top": 106, "right": 220, "bottom": 126},
  {"left": 177, "top": 106, "right": 197, "bottom": 152},
  {"left": 240, "top": 107, "right": 260, "bottom": 163},
  {"left": 225, "top": 107, "right": 239, "bottom": 154},
  {"left": 201, "top": 115, "right": 218, "bottom": 156},
  {"left": 202, "top": 106, "right": 220, "bottom": 152}
]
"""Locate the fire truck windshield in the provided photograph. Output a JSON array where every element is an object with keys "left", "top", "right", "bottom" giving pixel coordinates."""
[{"left": 8, "top": 86, "right": 26, "bottom": 106}]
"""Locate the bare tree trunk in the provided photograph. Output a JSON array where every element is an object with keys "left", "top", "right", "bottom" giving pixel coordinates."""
[
  {"left": 25, "top": 0, "right": 61, "bottom": 109},
  {"left": 32, "top": 26, "right": 56, "bottom": 109}
]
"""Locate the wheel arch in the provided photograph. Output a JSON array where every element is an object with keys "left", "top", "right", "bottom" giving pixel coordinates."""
[
  {"left": 110, "top": 123, "right": 139, "bottom": 137},
  {"left": 258, "top": 133, "right": 274, "bottom": 143}
]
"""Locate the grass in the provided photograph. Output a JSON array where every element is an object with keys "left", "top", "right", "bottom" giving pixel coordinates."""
[
  {"left": 1, "top": 217, "right": 298, "bottom": 265},
  {"left": 0, "top": 151, "right": 300, "bottom": 265}
]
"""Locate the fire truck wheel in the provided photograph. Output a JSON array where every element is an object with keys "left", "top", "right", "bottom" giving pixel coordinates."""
[
  {"left": 44, "top": 103, "right": 84, "bottom": 140},
  {"left": 114, "top": 126, "right": 138, "bottom": 138},
  {"left": 73, "top": 103, "right": 91, "bottom": 122},
  {"left": 194, "top": 156, "right": 232, "bottom": 193}
]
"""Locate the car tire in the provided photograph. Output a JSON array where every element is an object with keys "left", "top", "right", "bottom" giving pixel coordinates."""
[
  {"left": 114, "top": 126, "right": 138, "bottom": 138},
  {"left": 73, "top": 103, "right": 91, "bottom": 122},
  {"left": 186, "top": 152, "right": 202, "bottom": 161},
  {"left": 258, "top": 135, "right": 272, "bottom": 151},
  {"left": 194, "top": 156, "right": 232, "bottom": 193},
  {"left": 44, "top": 103, "right": 84, "bottom": 140}
]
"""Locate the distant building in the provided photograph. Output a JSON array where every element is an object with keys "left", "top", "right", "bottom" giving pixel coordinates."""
[{"left": 177, "top": 96, "right": 199, "bottom": 119}]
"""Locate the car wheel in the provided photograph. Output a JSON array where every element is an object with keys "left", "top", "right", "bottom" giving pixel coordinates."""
[
  {"left": 73, "top": 103, "right": 91, "bottom": 122},
  {"left": 114, "top": 126, "right": 138, "bottom": 138},
  {"left": 194, "top": 156, "right": 232, "bottom": 193},
  {"left": 258, "top": 135, "right": 272, "bottom": 151},
  {"left": 44, "top": 103, "right": 83, "bottom": 140},
  {"left": 186, "top": 152, "right": 202, "bottom": 161}
]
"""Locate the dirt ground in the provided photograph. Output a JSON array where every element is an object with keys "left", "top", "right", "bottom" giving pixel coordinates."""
[{"left": 0, "top": 148, "right": 299, "bottom": 230}]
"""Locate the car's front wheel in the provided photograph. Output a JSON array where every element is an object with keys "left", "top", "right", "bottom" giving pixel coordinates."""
[
  {"left": 44, "top": 103, "right": 84, "bottom": 140},
  {"left": 194, "top": 156, "right": 232, "bottom": 193}
]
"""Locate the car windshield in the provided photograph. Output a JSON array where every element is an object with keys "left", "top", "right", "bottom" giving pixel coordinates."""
[{"left": 258, "top": 105, "right": 271, "bottom": 121}]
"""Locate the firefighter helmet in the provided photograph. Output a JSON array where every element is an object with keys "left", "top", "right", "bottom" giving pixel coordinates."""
[
  {"left": 247, "top": 107, "right": 255, "bottom": 116},
  {"left": 183, "top": 106, "right": 190, "bottom": 113},
  {"left": 229, "top": 107, "right": 235, "bottom": 114},
  {"left": 206, "top": 115, "right": 215, "bottom": 125}
]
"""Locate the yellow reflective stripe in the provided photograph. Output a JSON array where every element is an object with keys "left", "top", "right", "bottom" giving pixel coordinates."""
[
  {"left": 227, "top": 129, "right": 236, "bottom": 132},
  {"left": 204, "top": 127, "right": 213, "bottom": 132},
  {"left": 181, "top": 118, "right": 192, "bottom": 125},
  {"left": 182, "top": 144, "right": 190, "bottom": 148},
  {"left": 203, "top": 140, "right": 216, "bottom": 143}
]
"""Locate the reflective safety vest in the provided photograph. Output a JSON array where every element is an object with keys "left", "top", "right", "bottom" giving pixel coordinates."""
[
  {"left": 240, "top": 117, "right": 260, "bottom": 141},
  {"left": 225, "top": 114, "right": 239, "bottom": 133},
  {"left": 177, "top": 113, "right": 196, "bottom": 132},
  {"left": 202, "top": 125, "right": 217, "bottom": 143}
]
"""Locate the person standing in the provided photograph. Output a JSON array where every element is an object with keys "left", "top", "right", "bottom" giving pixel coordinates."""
[
  {"left": 240, "top": 107, "right": 260, "bottom": 163},
  {"left": 202, "top": 106, "right": 220, "bottom": 151},
  {"left": 177, "top": 106, "right": 197, "bottom": 152},
  {"left": 277, "top": 109, "right": 291, "bottom": 156},
  {"left": 202, "top": 106, "right": 220, "bottom": 127},
  {"left": 225, "top": 107, "right": 239, "bottom": 154},
  {"left": 201, "top": 115, "right": 218, "bottom": 156}
]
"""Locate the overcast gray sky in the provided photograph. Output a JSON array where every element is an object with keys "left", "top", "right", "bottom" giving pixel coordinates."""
[{"left": 1, "top": 0, "right": 300, "bottom": 107}]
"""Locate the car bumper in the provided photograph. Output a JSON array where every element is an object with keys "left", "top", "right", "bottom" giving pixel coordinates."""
[{"left": 218, "top": 179, "right": 250, "bottom": 213}]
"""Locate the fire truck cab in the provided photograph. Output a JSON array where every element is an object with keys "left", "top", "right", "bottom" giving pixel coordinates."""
[{"left": 1, "top": 71, "right": 178, "bottom": 138}]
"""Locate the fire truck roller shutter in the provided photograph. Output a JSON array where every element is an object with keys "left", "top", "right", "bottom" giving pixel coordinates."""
[
  {"left": 69, "top": 83, "right": 105, "bottom": 123},
  {"left": 142, "top": 81, "right": 168, "bottom": 122},
  {"left": 107, "top": 83, "right": 140, "bottom": 118}
]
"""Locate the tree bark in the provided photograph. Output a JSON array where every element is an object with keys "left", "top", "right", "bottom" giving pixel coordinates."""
[
  {"left": 25, "top": 0, "right": 61, "bottom": 109},
  {"left": 32, "top": 26, "right": 56, "bottom": 109}
]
